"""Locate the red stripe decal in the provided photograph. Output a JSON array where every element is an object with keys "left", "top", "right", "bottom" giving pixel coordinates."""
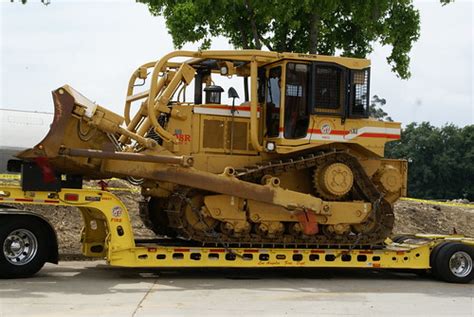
[
  {"left": 45, "top": 200, "right": 60, "bottom": 204},
  {"left": 330, "top": 130, "right": 350, "bottom": 135},
  {"left": 174, "top": 248, "right": 190, "bottom": 252},
  {"left": 15, "top": 198, "right": 34, "bottom": 202},
  {"left": 197, "top": 105, "right": 260, "bottom": 112},
  {"left": 275, "top": 127, "right": 400, "bottom": 139},
  {"left": 243, "top": 249, "right": 259, "bottom": 253},
  {"left": 308, "top": 128, "right": 349, "bottom": 135},
  {"left": 211, "top": 249, "right": 226, "bottom": 253},
  {"left": 202, "top": 105, "right": 250, "bottom": 111},
  {"left": 359, "top": 133, "right": 400, "bottom": 139}
]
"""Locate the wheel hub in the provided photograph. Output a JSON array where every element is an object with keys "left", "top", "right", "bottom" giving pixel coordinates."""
[
  {"left": 3, "top": 229, "right": 38, "bottom": 266},
  {"left": 449, "top": 251, "right": 473, "bottom": 278},
  {"left": 9, "top": 239, "right": 22, "bottom": 253}
]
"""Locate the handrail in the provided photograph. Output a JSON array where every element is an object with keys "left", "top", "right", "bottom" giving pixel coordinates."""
[
  {"left": 250, "top": 59, "right": 263, "bottom": 151},
  {"left": 125, "top": 50, "right": 287, "bottom": 147},
  {"left": 147, "top": 51, "right": 197, "bottom": 143},
  {"left": 124, "top": 61, "right": 156, "bottom": 125}
]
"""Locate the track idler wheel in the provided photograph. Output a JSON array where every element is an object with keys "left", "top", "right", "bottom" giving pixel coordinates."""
[
  {"left": 182, "top": 196, "right": 217, "bottom": 233},
  {"left": 314, "top": 162, "right": 354, "bottom": 200}
]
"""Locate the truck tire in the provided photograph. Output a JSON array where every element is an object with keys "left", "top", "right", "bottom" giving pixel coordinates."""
[
  {"left": 0, "top": 216, "right": 49, "bottom": 278},
  {"left": 392, "top": 235, "right": 416, "bottom": 243},
  {"left": 432, "top": 242, "right": 474, "bottom": 283},
  {"left": 429, "top": 241, "right": 451, "bottom": 278}
]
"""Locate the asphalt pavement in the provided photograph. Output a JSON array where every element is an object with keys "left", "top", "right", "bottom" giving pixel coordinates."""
[{"left": 0, "top": 261, "right": 472, "bottom": 317}]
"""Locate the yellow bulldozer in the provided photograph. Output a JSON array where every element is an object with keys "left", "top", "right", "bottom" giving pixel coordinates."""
[{"left": 17, "top": 50, "right": 407, "bottom": 247}]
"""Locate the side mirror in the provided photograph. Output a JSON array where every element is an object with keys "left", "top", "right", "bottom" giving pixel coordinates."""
[{"left": 228, "top": 87, "right": 239, "bottom": 99}]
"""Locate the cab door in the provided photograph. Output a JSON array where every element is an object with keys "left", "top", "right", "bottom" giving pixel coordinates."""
[
  {"left": 283, "top": 62, "right": 310, "bottom": 140},
  {"left": 265, "top": 66, "right": 282, "bottom": 138}
]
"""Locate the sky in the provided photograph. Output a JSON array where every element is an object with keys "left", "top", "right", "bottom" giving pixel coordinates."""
[{"left": 0, "top": 0, "right": 473, "bottom": 127}]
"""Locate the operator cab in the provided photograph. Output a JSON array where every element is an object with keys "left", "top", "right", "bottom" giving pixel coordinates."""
[
  {"left": 261, "top": 59, "right": 370, "bottom": 146},
  {"left": 188, "top": 55, "right": 370, "bottom": 154}
]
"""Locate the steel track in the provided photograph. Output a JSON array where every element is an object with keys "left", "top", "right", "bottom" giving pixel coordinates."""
[{"left": 149, "top": 150, "right": 394, "bottom": 248}]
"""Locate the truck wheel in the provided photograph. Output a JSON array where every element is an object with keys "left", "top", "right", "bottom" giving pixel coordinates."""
[
  {"left": 433, "top": 242, "right": 474, "bottom": 283},
  {"left": 429, "top": 241, "right": 451, "bottom": 278},
  {"left": 392, "top": 235, "right": 416, "bottom": 243},
  {"left": 0, "top": 217, "right": 49, "bottom": 278}
]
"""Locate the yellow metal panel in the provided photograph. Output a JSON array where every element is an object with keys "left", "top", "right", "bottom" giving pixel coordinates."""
[
  {"left": 1, "top": 185, "right": 472, "bottom": 270},
  {"left": 108, "top": 244, "right": 431, "bottom": 270},
  {"left": 0, "top": 186, "right": 136, "bottom": 257}
]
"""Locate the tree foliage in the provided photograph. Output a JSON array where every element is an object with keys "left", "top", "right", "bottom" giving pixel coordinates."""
[
  {"left": 369, "top": 95, "right": 393, "bottom": 122},
  {"left": 9, "top": 0, "right": 51, "bottom": 5},
  {"left": 386, "top": 123, "right": 474, "bottom": 200},
  {"left": 138, "top": 0, "right": 451, "bottom": 79}
]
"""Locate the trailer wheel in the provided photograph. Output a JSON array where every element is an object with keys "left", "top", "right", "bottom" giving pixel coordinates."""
[
  {"left": 392, "top": 235, "right": 416, "bottom": 243},
  {"left": 432, "top": 242, "right": 474, "bottom": 283},
  {"left": 0, "top": 217, "right": 49, "bottom": 278},
  {"left": 429, "top": 241, "right": 451, "bottom": 278}
]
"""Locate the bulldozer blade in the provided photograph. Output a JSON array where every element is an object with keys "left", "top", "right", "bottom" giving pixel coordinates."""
[
  {"left": 16, "top": 85, "right": 123, "bottom": 178},
  {"left": 17, "top": 86, "right": 76, "bottom": 159}
]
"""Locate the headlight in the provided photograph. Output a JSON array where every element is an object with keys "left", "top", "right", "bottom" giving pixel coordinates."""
[
  {"left": 266, "top": 142, "right": 275, "bottom": 152},
  {"left": 220, "top": 66, "right": 228, "bottom": 75}
]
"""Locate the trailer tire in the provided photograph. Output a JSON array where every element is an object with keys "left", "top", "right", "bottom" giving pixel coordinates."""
[
  {"left": 392, "top": 235, "right": 416, "bottom": 243},
  {"left": 429, "top": 241, "right": 451, "bottom": 278},
  {"left": 0, "top": 216, "right": 49, "bottom": 278},
  {"left": 432, "top": 242, "right": 474, "bottom": 283}
]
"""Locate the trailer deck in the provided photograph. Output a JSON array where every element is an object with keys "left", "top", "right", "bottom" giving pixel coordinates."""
[{"left": 1, "top": 185, "right": 473, "bottom": 283}]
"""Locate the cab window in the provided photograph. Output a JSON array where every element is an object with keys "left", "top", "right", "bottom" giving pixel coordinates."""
[
  {"left": 284, "top": 63, "right": 310, "bottom": 139},
  {"left": 266, "top": 66, "right": 281, "bottom": 138},
  {"left": 350, "top": 69, "right": 370, "bottom": 117},
  {"left": 314, "top": 66, "right": 342, "bottom": 110}
]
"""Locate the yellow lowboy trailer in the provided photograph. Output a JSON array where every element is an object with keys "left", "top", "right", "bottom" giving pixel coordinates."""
[{"left": 0, "top": 185, "right": 473, "bottom": 283}]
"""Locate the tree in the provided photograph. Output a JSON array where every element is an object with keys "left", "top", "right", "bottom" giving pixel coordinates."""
[
  {"left": 9, "top": 0, "right": 50, "bottom": 4},
  {"left": 386, "top": 123, "right": 474, "bottom": 200},
  {"left": 138, "top": 0, "right": 451, "bottom": 79},
  {"left": 369, "top": 95, "right": 393, "bottom": 121}
]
